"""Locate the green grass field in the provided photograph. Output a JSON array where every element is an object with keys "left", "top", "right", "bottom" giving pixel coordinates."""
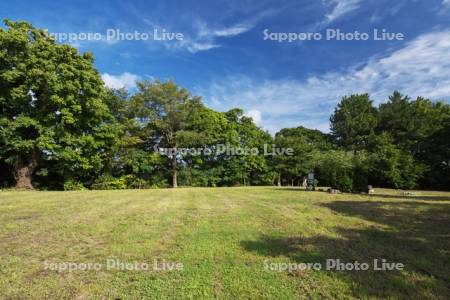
[{"left": 1, "top": 187, "right": 449, "bottom": 299}]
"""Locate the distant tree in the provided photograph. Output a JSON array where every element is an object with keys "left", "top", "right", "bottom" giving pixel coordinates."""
[
  {"left": 274, "top": 126, "right": 332, "bottom": 186},
  {"left": 0, "top": 20, "right": 114, "bottom": 189},
  {"left": 177, "top": 106, "right": 229, "bottom": 187},
  {"left": 224, "top": 109, "right": 274, "bottom": 186},
  {"left": 377, "top": 92, "right": 450, "bottom": 189},
  {"left": 314, "top": 150, "right": 357, "bottom": 192},
  {"left": 368, "top": 132, "right": 424, "bottom": 189},
  {"left": 377, "top": 91, "right": 411, "bottom": 145},
  {"left": 130, "top": 80, "right": 204, "bottom": 187},
  {"left": 200, "top": 108, "right": 274, "bottom": 187},
  {"left": 421, "top": 114, "right": 450, "bottom": 189},
  {"left": 330, "top": 94, "right": 377, "bottom": 150},
  {"left": 379, "top": 92, "right": 449, "bottom": 154},
  {"left": 409, "top": 98, "right": 447, "bottom": 153},
  {"left": 97, "top": 88, "right": 164, "bottom": 188}
]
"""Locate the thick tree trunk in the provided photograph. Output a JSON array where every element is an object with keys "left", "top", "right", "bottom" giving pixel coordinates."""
[
  {"left": 171, "top": 149, "right": 178, "bottom": 188},
  {"left": 15, "top": 151, "right": 38, "bottom": 189},
  {"left": 277, "top": 174, "right": 281, "bottom": 187}
]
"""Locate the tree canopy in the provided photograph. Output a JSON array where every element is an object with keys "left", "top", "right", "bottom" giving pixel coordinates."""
[{"left": 0, "top": 19, "right": 114, "bottom": 189}]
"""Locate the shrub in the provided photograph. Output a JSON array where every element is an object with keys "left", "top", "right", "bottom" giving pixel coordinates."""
[
  {"left": 335, "top": 175, "right": 353, "bottom": 193},
  {"left": 91, "top": 174, "right": 154, "bottom": 190},
  {"left": 64, "top": 180, "right": 86, "bottom": 191},
  {"left": 92, "top": 175, "right": 127, "bottom": 190}
]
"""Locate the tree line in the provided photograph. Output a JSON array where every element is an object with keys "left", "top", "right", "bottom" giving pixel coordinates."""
[{"left": 1, "top": 20, "right": 449, "bottom": 191}]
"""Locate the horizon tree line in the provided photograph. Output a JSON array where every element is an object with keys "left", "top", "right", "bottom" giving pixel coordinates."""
[{"left": 1, "top": 20, "right": 449, "bottom": 191}]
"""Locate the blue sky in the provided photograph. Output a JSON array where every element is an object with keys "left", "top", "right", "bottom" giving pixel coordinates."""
[{"left": 3, "top": 0, "right": 450, "bottom": 133}]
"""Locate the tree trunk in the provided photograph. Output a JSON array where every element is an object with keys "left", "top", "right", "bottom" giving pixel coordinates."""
[
  {"left": 15, "top": 151, "right": 38, "bottom": 189},
  {"left": 171, "top": 149, "right": 178, "bottom": 188},
  {"left": 277, "top": 174, "right": 281, "bottom": 187}
]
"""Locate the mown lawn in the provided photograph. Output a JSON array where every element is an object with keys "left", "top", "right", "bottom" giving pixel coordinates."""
[{"left": 0, "top": 187, "right": 449, "bottom": 299}]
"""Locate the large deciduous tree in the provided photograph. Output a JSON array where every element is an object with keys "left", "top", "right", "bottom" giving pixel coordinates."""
[{"left": 0, "top": 20, "right": 112, "bottom": 189}]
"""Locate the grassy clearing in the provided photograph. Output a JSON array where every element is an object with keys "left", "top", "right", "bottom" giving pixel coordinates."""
[{"left": 0, "top": 187, "right": 449, "bottom": 299}]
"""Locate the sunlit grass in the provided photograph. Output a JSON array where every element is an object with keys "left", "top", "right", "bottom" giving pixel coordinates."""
[{"left": 1, "top": 187, "right": 449, "bottom": 299}]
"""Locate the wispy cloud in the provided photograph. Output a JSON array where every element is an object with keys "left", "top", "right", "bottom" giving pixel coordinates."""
[
  {"left": 213, "top": 24, "right": 252, "bottom": 37},
  {"left": 139, "top": 19, "right": 250, "bottom": 54},
  {"left": 160, "top": 22, "right": 253, "bottom": 53},
  {"left": 306, "top": 0, "right": 362, "bottom": 34},
  {"left": 102, "top": 72, "right": 140, "bottom": 89},
  {"left": 441, "top": 0, "right": 450, "bottom": 12},
  {"left": 323, "top": 0, "right": 361, "bottom": 24},
  {"left": 167, "top": 9, "right": 277, "bottom": 53},
  {"left": 172, "top": 40, "right": 220, "bottom": 53},
  {"left": 197, "top": 30, "right": 450, "bottom": 133},
  {"left": 173, "top": 21, "right": 254, "bottom": 53},
  {"left": 369, "top": 2, "right": 406, "bottom": 24}
]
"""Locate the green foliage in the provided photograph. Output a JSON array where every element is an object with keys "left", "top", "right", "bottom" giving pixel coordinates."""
[
  {"left": 421, "top": 116, "right": 450, "bottom": 189},
  {"left": 377, "top": 91, "right": 412, "bottom": 148},
  {"left": 221, "top": 109, "right": 275, "bottom": 186},
  {"left": 368, "top": 133, "right": 425, "bottom": 189},
  {"left": 330, "top": 94, "right": 377, "bottom": 150},
  {"left": 0, "top": 19, "right": 114, "bottom": 188},
  {"left": 130, "top": 80, "right": 206, "bottom": 187},
  {"left": 91, "top": 174, "right": 141, "bottom": 190},
  {"left": 327, "top": 91, "right": 449, "bottom": 191},
  {"left": 315, "top": 150, "right": 354, "bottom": 190},
  {"left": 63, "top": 179, "right": 86, "bottom": 191},
  {"left": 335, "top": 175, "right": 353, "bottom": 192},
  {"left": 274, "top": 126, "right": 332, "bottom": 185}
]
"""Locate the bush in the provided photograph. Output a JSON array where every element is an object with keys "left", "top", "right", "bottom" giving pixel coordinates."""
[
  {"left": 91, "top": 174, "right": 154, "bottom": 190},
  {"left": 64, "top": 180, "right": 86, "bottom": 191},
  {"left": 335, "top": 175, "right": 353, "bottom": 193},
  {"left": 92, "top": 175, "right": 128, "bottom": 190}
]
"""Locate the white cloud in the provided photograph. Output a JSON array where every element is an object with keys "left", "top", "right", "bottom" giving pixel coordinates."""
[
  {"left": 169, "top": 9, "right": 277, "bottom": 53},
  {"left": 308, "top": 0, "right": 361, "bottom": 33},
  {"left": 197, "top": 30, "right": 450, "bottom": 134},
  {"left": 102, "top": 72, "right": 140, "bottom": 89},
  {"left": 166, "top": 38, "right": 220, "bottom": 53},
  {"left": 323, "top": 0, "right": 361, "bottom": 24},
  {"left": 245, "top": 109, "right": 262, "bottom": 125},
  {"left": 133, "top": 7, "right": 277, "bottom": 54},
  {"left": 174, "top": 20, "right": 255, "bottom": 53},
  {"left": 440, "top": 0, "right": 450, "bottom": 14},
  {"left": 187, "top": 42, "right": 220, "bottom": 52},
  {"left": 213, "top": 24, "right": 253, "bottom": 37}
]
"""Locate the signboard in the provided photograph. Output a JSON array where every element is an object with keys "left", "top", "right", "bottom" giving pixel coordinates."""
[{"left": 307, "top": 172, "right": 314, "bottom": 191}]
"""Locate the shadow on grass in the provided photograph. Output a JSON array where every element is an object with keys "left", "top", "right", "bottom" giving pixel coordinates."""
[
  {"left": 369, "top": 194, "right": 450, "bottom": 201},
  {"left": 270, "top": 188, "right": 450, "bottom": 201},
  {"left": 268, "top": 188, "right": 311, "bottom": 192},
  {"left": 241, "top": 200, "right": 450, "bottom": 298}
]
